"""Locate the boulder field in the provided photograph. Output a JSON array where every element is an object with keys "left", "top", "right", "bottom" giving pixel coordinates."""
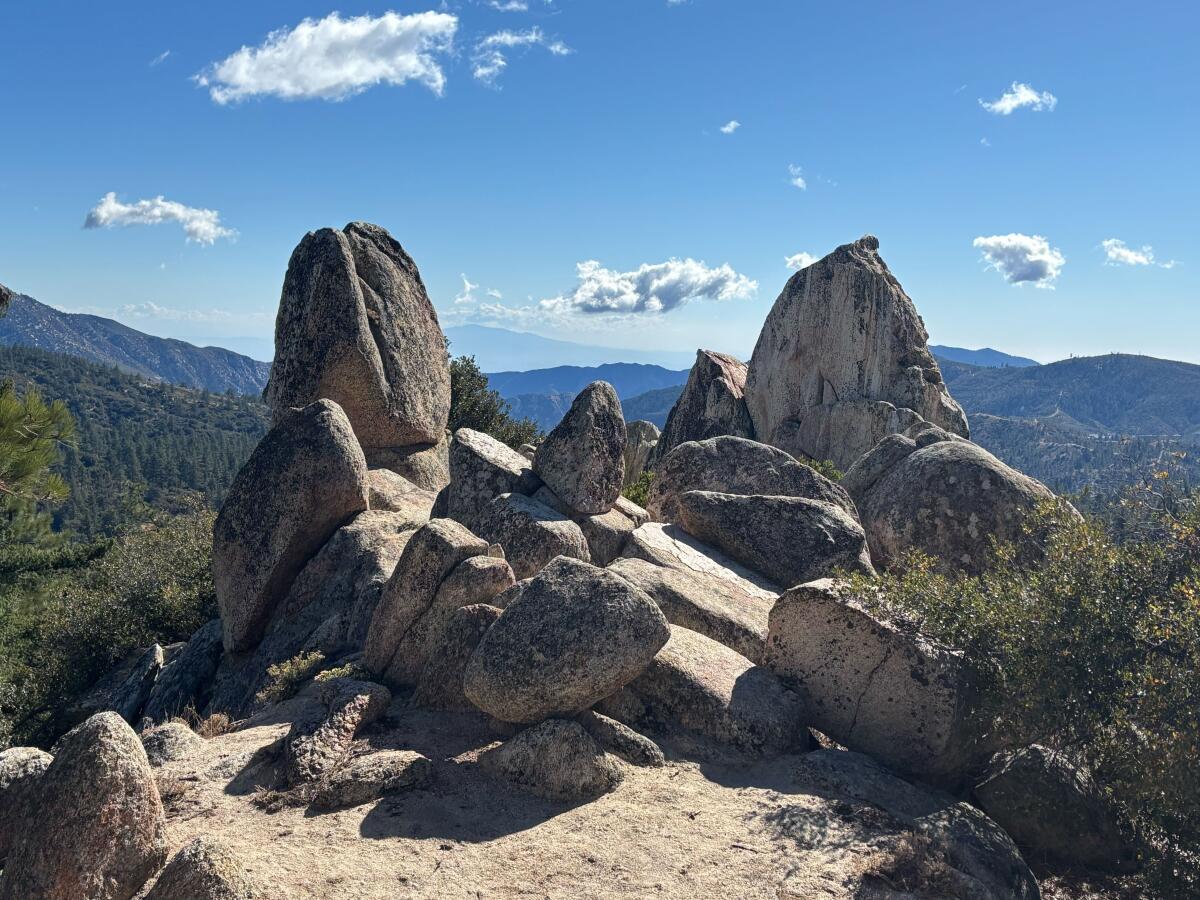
[{"left": 3, "top": 223, "right": 1124, "bottom": 898}]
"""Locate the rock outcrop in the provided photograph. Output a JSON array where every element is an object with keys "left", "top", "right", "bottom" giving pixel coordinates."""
[
  {"left": 652, "top": 350, "right": 755, "bottom": 465},
  {"left": 440, "top": 428, "right": 542, "bottom": 530},
  {"left": 464, "top": 557, "right": 670, "bottom": 723},
  {"left": 0, "top": 713, "right": 167, "bottom": 900},
  {"left": 532, "top": 381, "right": 625, "bottom": 515},
  {"left": 620, "top": 522, "right": 781, "bottom": 598},
  {"left": 850, "top": 432, "right": 1066, "bottom": 574},
  {"left": 744, "top": 236, "right": 968, "bottom": 469},
  {"left": 143, "top": 836, "right": 260, "bottom": 900},
  {"left": 311, "top": 750, "right": 432, "bottom": 811},
  {"left": 765, "top": 580, "right": 985, "bottom": 786},
  {"left": 285, "top": 678, "right": 392, "bottom": 786},
  {"left": 646, "top": 435, "right": 856, "bottom": 523},
  {"left": 474, "top": 492, "right": 591, "bottom": 579},
  {"left": 0, "top": 747, "right": 52, "bottom": 862},
  {"left": 143, "top": 619, "right": 224, "bottom": 724},
  {"left": 141, "top": 722, "right": 204, "bottom": 766},
  {"left": 622, "top": 419, "right": 660, "bottom": 486},
  {"left": 480, "top": 719, "right": 623, "bottom": 802},
  {"left": 264, "top": 221, "right": 450, "bottom": 454},
  {"left": 411, "top": 603, "right": 503, "bottom": 710},
  {"left": 213, "top": 399, "right": 369, "bottom": 653}
]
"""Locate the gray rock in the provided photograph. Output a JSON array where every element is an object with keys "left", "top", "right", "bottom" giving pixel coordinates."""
[
  {"left": 311, "top": 750, "right": 432, "bottom": 811},
  {"left": 856, "top": 438, "right": 1066, "bottom": 575},
  {"left": 974, "top": 745, "right": 1140, "bottom": 872},
  {"left": 213, "top": 399, "right": 369, "bottom": 652},
  {"left": 840, "top": 432, "right": 919, "bottom": 502},
  {"left": 264, "top": 221, "right": 450, "bottom": 451},
  {"left": 464, "top": 557, "right": 670, "bottom": 724},
  {"left": 366, "top": 433, "right": 451, "bottom": 492},
  {"left": 607, "top": 557, "right": 771, "bottom": 663},
  {"left": 576, "top": 709, "right": 664, "bottom": 768},
  {"left": 384, "top": 554, "right": 514, "bottom": 686},
  {"left": 575, "top": 506, "right": 636, "bottom": 567},
  {"left": 675, "top": 491, "right": 875, "bottom": 587},
  {"left": 652, "top": 350, "right": 755, "bottom": 466},
  {"left": 620, "top": 522, "right": 781, "bottom": 599},
  {"left": 533, "top": 381, "right": 626, "bottom": 515},
  {"left": 744, "top": 236, "right": 968, "bottom": 470},
  {"left": 622, "top": 419, "right": 660, "bottom": 487},
  {"left": 363, "top": 518, "right": 488, "bottom": 678},
  {"left": 144, "top": 620, "right": 224, "bottom": 724},
  {"left": 443, "top": 428, "right": 542, "bottom": 529},
  {"left": 646, "top": 435, "right": 856, "bottom": 523},
  {"left": 480, "top": 719, "right": 623, "bottom": 802},
  {"left": 285, "top": 678, "right": 392, "bottom": 786},
  {"left": 0, "top": 713, "right": 168, "bottom": 900},
  {"left": 474, "top": 492, "right": 591, "bottom": 580},
  {"left": 143, "top": 836, "right": 260, "bottom": 900},
  {"left": 623, "top": 625, "right": 803, "bottom": 756},
  {"left": 110, "top": 643, "right": 164, "bottom": 723},
  {"left": 365, "top": 468, "right": 437, "bottom": 522},
  {"left": 141, "top": 722, "right": 204, "bottom": 766},
  {"left": 794, "top": 750, "right": 1040, "bottom": 900},
  {"left": 411, "top": 604, "right": 503, "bottom": 711},
  {"left": 0, "top": 747, "right": 52, "bottom": 862},
  {"left": 765, "top": 579, "right": 985, "bottom": 786},
  {"left": 613, "top": 495, "right": 650, "bottom": 527},
  {"left": 771, "top": 399, "right": 925, "bottom": 472}
]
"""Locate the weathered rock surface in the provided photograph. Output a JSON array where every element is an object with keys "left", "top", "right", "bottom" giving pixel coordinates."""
[
  {"left": 574, "top": 505, "right": 636, "bottom": 566},
  {"left": 366, "top": 468, "right": 437, "bottom": 522},
  {"left": 264, "top": 221, "right": 450, "bottom": 451},
  {"left": 385, "top": 554, "right": 514, "bottom": 686},
  {"left": 652, "top": 350, "right": 755, "bottom": 466},
  {"left": 622, "top": 419, "right": 660, "bottom": 487},
  {"left": 474, "top": 492, "right": 591, "bottom": 580},
  {"left": 621, "top": 522, "right": 781, "bottom": 599},
  {"left": 533, "top": 381, "right": 626, "bottom": 515},
  {"left": 480, "top": 719, "right": 623, "bottom": 802},
  {"left": 765, "top": 579, "right": 984, "bottom": 785},
  {"left": 770, "top": 399, "right": 925, "bottom": 472},
  {"left": 144, "top": 619, "right": 224, "bottom": 724},
  {"left": 412, "top": 604, "right": 503, "bottom": 710},
  {"left": 441, "top": 428, "right": 542, "bottom": 529},
  {"left": 795, "top": 750, "right": 1040, "bottom": 900},
  {"left": 311, "top": 750, "right": 432, "bottom": 811},
  {"left": 0, "top": 712, "right": 167, "bottom": 900},
  {"left": 464, "top": 557, "right": 669, "bottom": 724},
  {"left": 364, "top": 519, "right": 488, "bottom": 678},
  {"left": 607, "top": 557, "right": 772, "bottom": 663},
  {"left": 646, "top": 435, "right": 856, "bottom": 523},
  {"left": 110, "top": 643, "right": 164, "bottom": 723},
  {"left": 614, "top": 494, "right": 650, "bottom": 527},
  {"left": 141, "top": 722, "right": 204, "bottom": 766},
  {"left": 974, "top": 744, "right": 1140, "bottom": 872},
  {"left": 622, "top": 625, "right": 803, "bottom": 756},
  {"left": 744, "top": 236, "right": 968, "bottom": 469},
  {"left": 576, "top": 709, "right": 664, "bottom": 768},
  {"left": 0, "top": 747, "right": 52, "bottom": 862},
  {"left": 285, "top": 679, "right": 392, "bottom": 786},
  {"left": 143, "top": 836, "right": 260, "bottom": 900},
  {"left": 855, "top": 437, "right": 1064, "bottom": 575},
  {"left": 675, "top": 491, "right": 875, "bottom": 587},
  {"left": 213, "top": 399, "right": 369, "bottom": 653},
  {"left": 367, "top": 434, "right": 451, "bottom": 492}
]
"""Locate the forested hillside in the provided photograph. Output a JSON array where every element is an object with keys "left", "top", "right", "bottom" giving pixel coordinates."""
[{"left": 0, "top": 346, "right": 268, "bottom": 537}]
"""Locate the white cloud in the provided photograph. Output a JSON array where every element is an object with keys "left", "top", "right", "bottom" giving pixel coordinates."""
[
  {"left": 196, "top": 11, "right": 457, "bottom": 104},
  {"left": 150, "top": 50, "right": 170, "bottom": 67},
  {"left": 788, "top": 164, "right": 807, "bottom": 190},
  {"left": 1101, "top": 238, "right": 1178, "bottom": 269},
  {"left": 454, "top": 274, "right": 481, "bottom": 304},
  {"left": 472, "top": 27, "right": 571, "bottom": 84},
  {"left": 118, "top": 302, "right": 270, "bottom": 324},
  {"left": 719, "top": 119, "right": 740, "bottom": 134},
  {"left": 785, "top": 252, "right": 817, "bottom": 270},
  {"left": 540, "top": 258, "right": 757, "bottom": 317},
  {"left": 980, "top": 82, "right": 1057, "bottom": 115},
  {"left": 973, "top": 233, "right": 1065, "bottom": 288},
  {"left": 487, "top": 0, "right": 529, "bottom": 9},
  {"left": 980, "top": 137, "right": 991, "bottom": 147},
  {"left": 84, "top": 193, "right": 236, "bottom": 245}
]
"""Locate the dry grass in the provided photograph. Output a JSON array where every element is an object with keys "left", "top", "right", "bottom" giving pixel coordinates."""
[{"left": 857, "top": 832, "right": 970, "bottom": 898}]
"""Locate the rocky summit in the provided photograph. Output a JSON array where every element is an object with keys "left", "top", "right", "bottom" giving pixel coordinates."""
[{"left": 3, "top": 225, "right": 1107, "bottom": 899}]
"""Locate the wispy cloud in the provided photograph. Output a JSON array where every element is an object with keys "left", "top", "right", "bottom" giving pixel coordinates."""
[
  {"left": 472, "top": 27, "right": 571, "bottom": 85},
  {"left": 788, "top": 164, "right": 807, "bottom": 190},
  {"left": 118, "top": 301, "right": 271, "bottom": 325},
  {"left": 973, "top": 233, "right": 1064, "bottom": 288},
  {"left": 150, "top": 50, "right": 171, "bottom": 67},
  {"left": 487, "top": 0, "right": 529, "bottom": 9},
  {"left": 980, "top": 81, "right": 1057, "bottom": 115},
  {"left": 719, "top": 119, "right": 740, "bottom": 135},
  {"left": 84, "top": 193, "right": 236, "bottom": 245},
  {"left": 785, "top": 252, "right": 817, "bottom": 270},
  {"left": 195, "top": 11, "right": 457, "bottom": 103},
  {"left": 1102, "top": 238, "right": 1178, "bottom": 269}
]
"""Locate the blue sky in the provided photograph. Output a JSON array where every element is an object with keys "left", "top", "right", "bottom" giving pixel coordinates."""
[{"left": 1, "top": 0, "right": 1196, "bottom": 365}]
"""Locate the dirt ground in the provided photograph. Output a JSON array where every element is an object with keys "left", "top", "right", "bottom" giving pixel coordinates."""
[{"left": 146, "top": 691, "right": 934, "bottom": 900}]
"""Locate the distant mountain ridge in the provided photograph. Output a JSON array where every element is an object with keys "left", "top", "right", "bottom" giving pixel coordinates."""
[
  {"left": 929, "top": 345, "right": 1039, "bottom": 368},
  {"left": 487, "top": 363, "right": 689, "bottom": 401},
  {"left": 445, "top": 324, "right": 699, "bottom": 371},
  {"left": 0, "top": 293, "right": 271, "bottom": 395}
]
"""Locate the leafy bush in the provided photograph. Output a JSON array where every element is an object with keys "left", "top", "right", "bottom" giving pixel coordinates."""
[
  {"left": 448, "top": 353, "right": 540, "bottom": 450},
  {"left": 254, "top": 650, "right": 326, "bottom": 707},
  {"left": 622, "top": 470, "right": 654, "bottom": 508},
  {"left": 801, "top": 456, "right": 843, "bottom": 482},
  {"left": 849, "top": 490, "right": 1200, "bottom": 895}
]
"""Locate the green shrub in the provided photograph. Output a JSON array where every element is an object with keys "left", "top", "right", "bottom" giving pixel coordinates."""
[
  {"left": 448, "top": 354, "right": 540, "bottom": 450},
  {"left": 800, "top": 456, "right": 843, "bottom": 482},
  {"left": 622, "top": 470, "right": 654, "bottom": 508},
  {"left": 254, "top": 650, "right": 326, "bottom": 707},
  {"left": 849, "top": 493, "right": 1200, "bottom": 895}
]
